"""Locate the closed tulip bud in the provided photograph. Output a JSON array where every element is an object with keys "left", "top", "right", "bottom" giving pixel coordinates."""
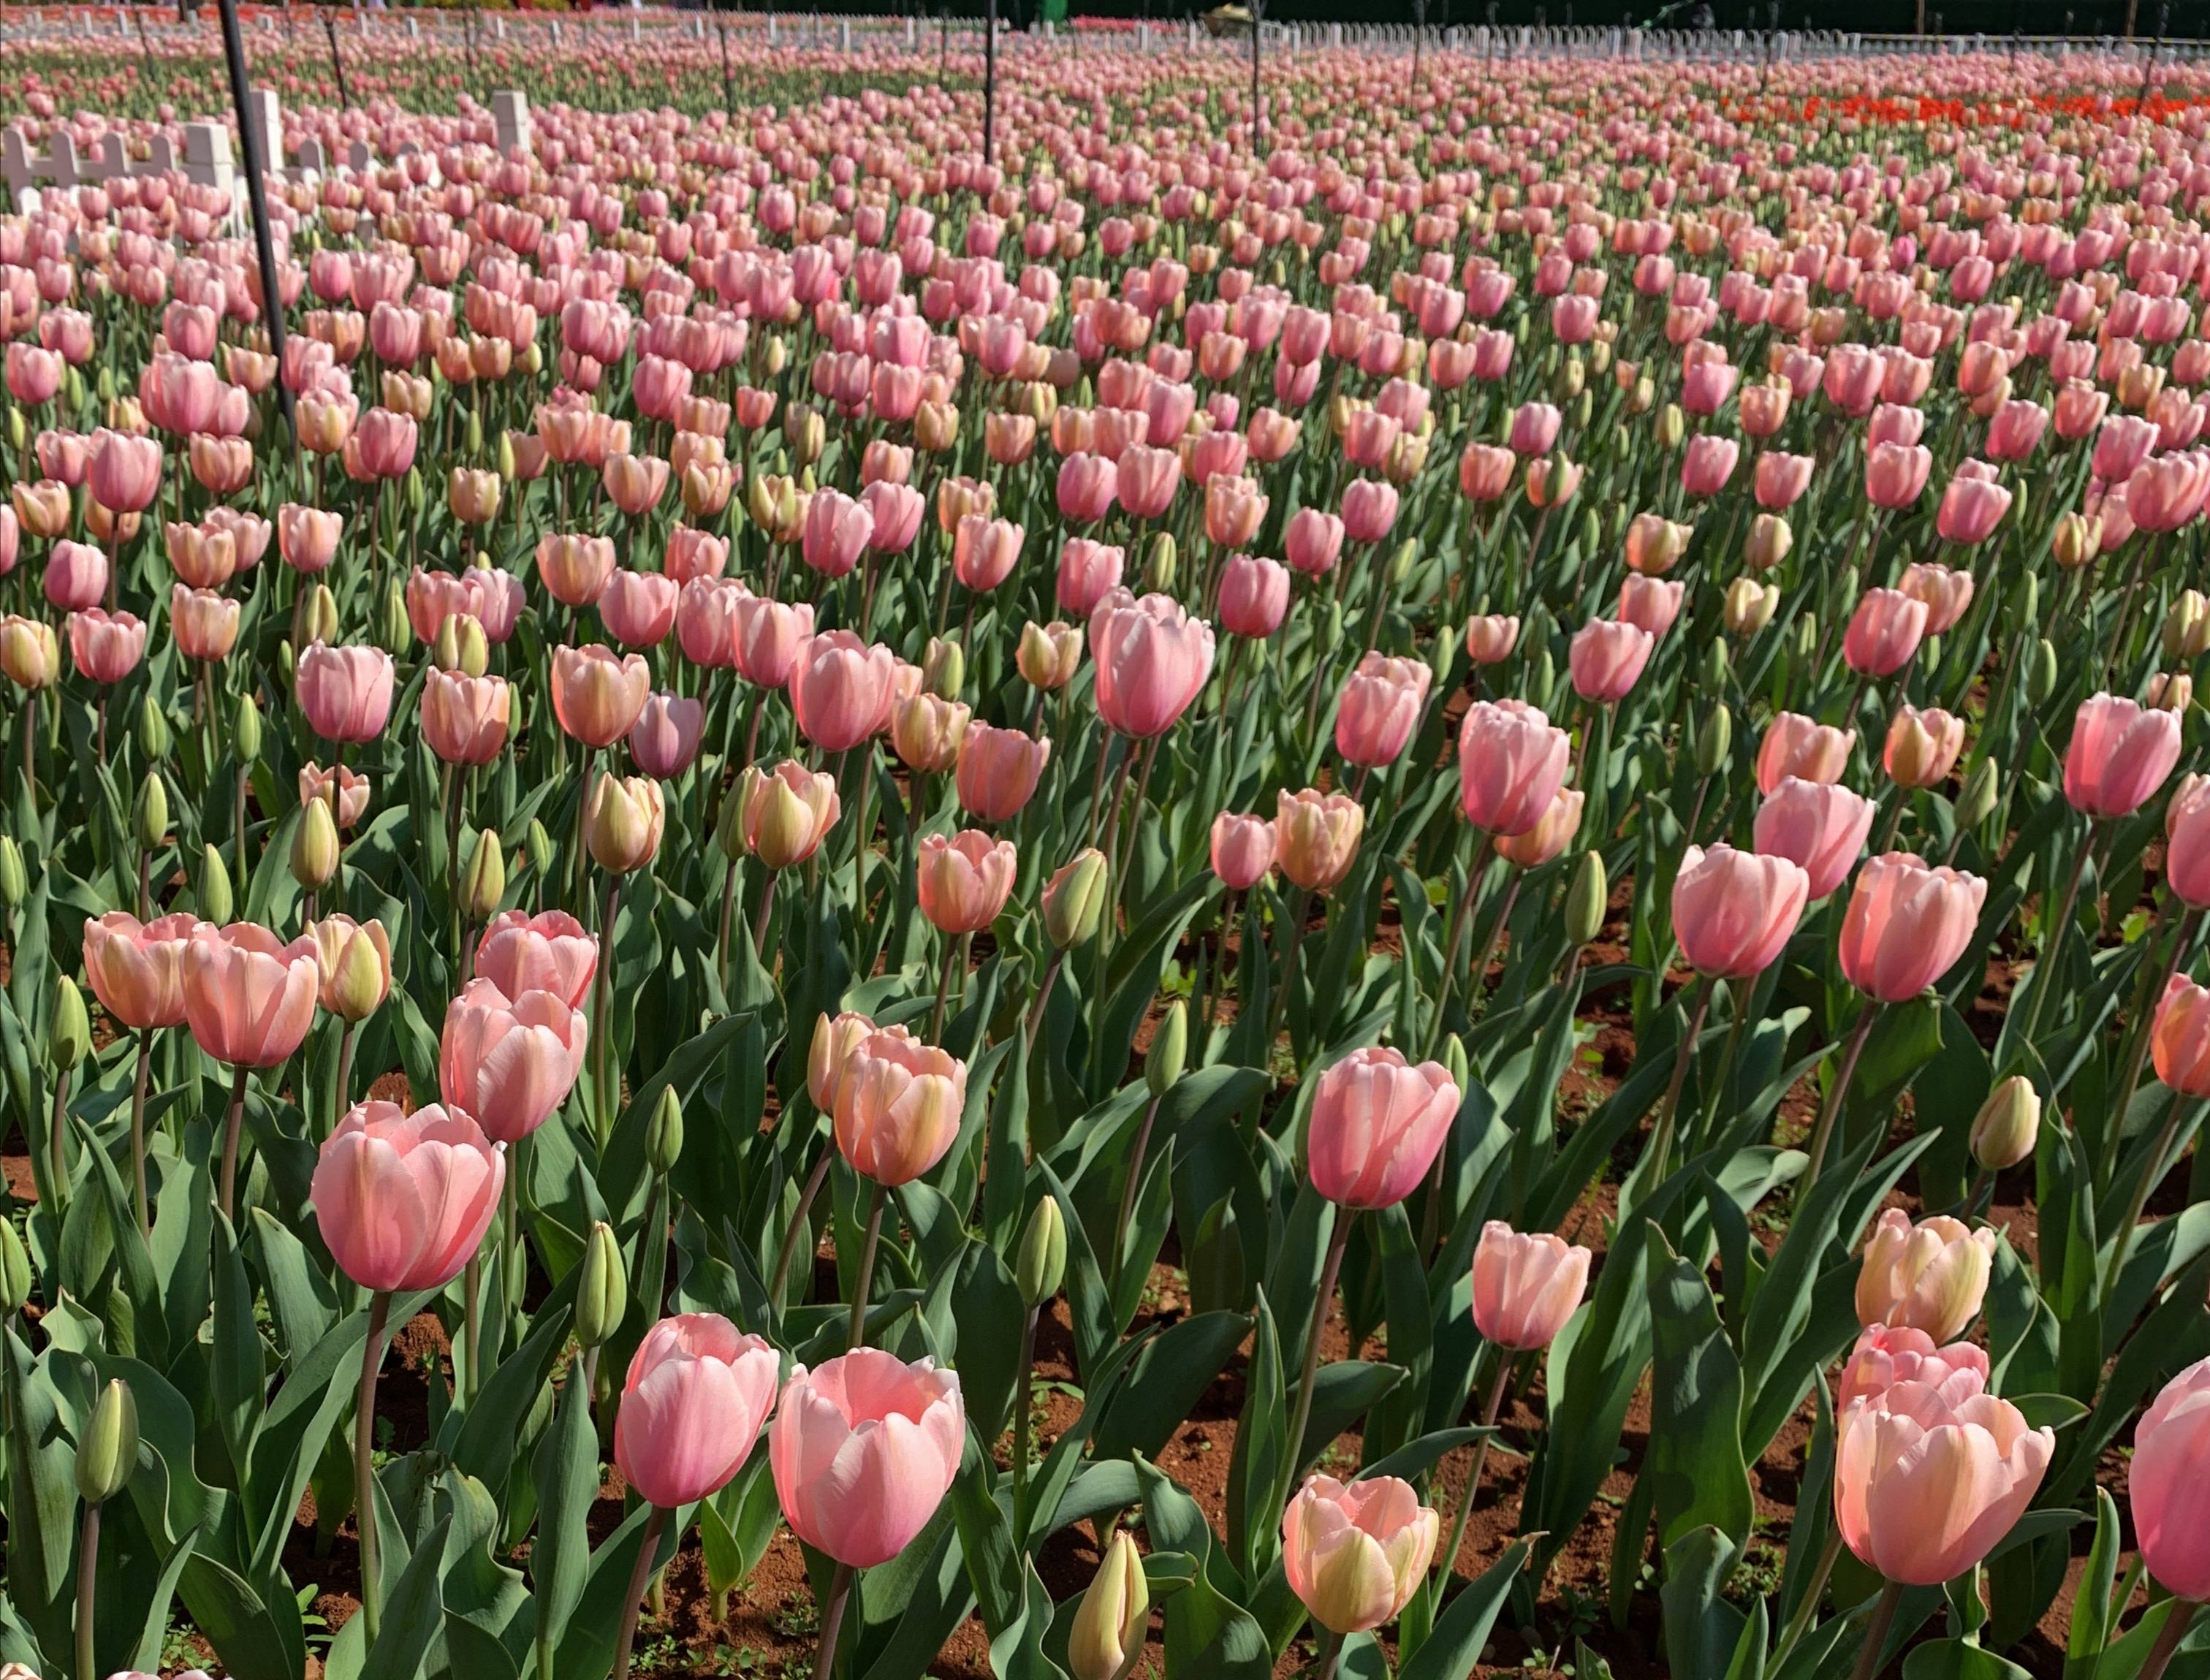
[
  {"left": 2166, "top": 591, "right": 2210, "bottom": 660},
  {"left": 1704, "top": 638, "right": 1731, "bottom": 691},
  {"left": 133, "top": 769, "right": 169, "bottom": 851},
  {"left": 75, "top": 1377, "right": 139, "bottom": 1504},
  {"left": 496, "top": 431, "right": 517, "bottom": 479},
  {"left": 1697, "top": 704, "right": 1733, "bottom": 776},
  {"left": 2009, "top": 574, "right": 2040, "bottom": 638},
  {"left": 0, "top": 837, "right": 20, "bottom": 911},
  {"left": 1147, "top": 1000, "right": 1187, "bottom": 1098},
  {"left": 1145, "top": 531, "right": 1177, "bottom": 593},
  {"left": 2028, "top": 639, "right": 2058, "bottom": 704},
  {"left": 923, "top": 636, "right": 965, "bottom": 698},
  {"left": 50, "top": 976, "right": 89, "bottom": 1070},
  {"left": 528, "top": 818, "right": 555, "bottom": 881},
  {"left": 1655, "top": 403, "right": 1685, "bottom": 449},
  {"left": 1044, "top": 848, "right": 1110, "bottom": 949},
  {"left": 1553, "top": 352, "right": 1585, "bottom": 400},
  {"left": 460, "top": 829, "right": 506, "bottom": 920},
  {"left": 292, "top": 797, "right": 341, "bottom": 890},
  {"left": 1017, "top": 1196, "right": 1067, "bottom": 1308},
  {"left": 1069, "top": 1529, "right": 1149, "bottom": 1680},
  {"left": 234, "top": 693, "right": 262, "bottom": 764},
  {"left": 1956, "top": 758, "right": 2000, "bottom": 831},
  {"left": 433, "top": 613, "right": 490, "bottom": 677},
  {"left": 136, "top": 697, "right": 172, "bottom": 762},
  {"left": 1389, "top": 539, "right": 1419, "bottom": 589},
  {"left": 576, "top": 1220, "right": 626, "bottom": 1349},
  {"left": 1579, "top": 509, "right": 1602, "bottom": 560},
  {"left": 0, "top": 1218, "right": 29, "bottom": 1314},
  {"left": 1970, "top": 1074, "right": 2040, "bottom": 1171},
  {"left": 714, "top": 786, "right": 747, "bottom": 863},
  {"left": 376, "top": 579, "right": 411, "bottom": 655},
  {"left": 787, "top": 404, "right": 825, "bottom": 466},
  {"left": 1744, "top": 512, "right": 1793, "bottom": 571},
  {"left": 647, "top": 1086, "right": 684, "bottom": 1177},
  {"left": 197, "top": 844, "right": 232, "bottom": 925},
  {"left": 292, "top": 582, "right": 338, "bottom": 650},
  {"left": 1555, "top": 847, "right": 1605, "bottom": 947}
]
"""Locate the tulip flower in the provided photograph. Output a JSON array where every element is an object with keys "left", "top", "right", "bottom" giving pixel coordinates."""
[{"left": 1283, "top": 1475, "right": 1438, "bottom": 1636}]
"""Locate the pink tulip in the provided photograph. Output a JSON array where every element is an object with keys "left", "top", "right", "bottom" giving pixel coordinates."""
[
  {"left": 1617, "top": 574, "right": 1685, "bottom": 637},
  {"left": 1219, "top": 554, "right": 1290, "bottom": 638},
  {"left": 834, "top": 1028, "right": 967, "bottom": 1186},
  {"left": 1839, "top": 854, "right": 1988, "bottom": 1003},
  {"left": 2065, "top": 693, "right": 2182, "bottom": 818},
  {"left": 182, "top": 924, "right": 319, "bottom": 1068},
  {"left": 1568, "top": 617, "right": 1654, "bottom": 702},
  {"left": 421, "top": 670, "right": 511, "bottom": 767},
  {"left": 1211, "top": 811, "right": 1277, "bottom": 889},
  {"left": 1754, "top": 452, "right": 1814, "bottom": 509},
  {"left": 1934, "top": 471, "right": 2013, "bottom": 544},
  {"left": 1470, "top": 1222, "right": 1592, "bottom": 1350},
  {"left": 789, "top": 631, "right": 897, "bottom": 753},
  {"left": 82, "top": 911, "right": 200, "bottom": 1030},
  {"left": 88, "top": 428, "right": 161, "bottom": 513},
  {"left": 2153, "top": 976, "right": 2210, "bottom": 1097},
  {"left": 1334, "top": 654, "right": 1430, "bottom": 768},
  {"left": 1092, "top": 595, "right": 1215, "bottom": 738},
  {"left": 1755, "top": 712, "right": 1855, "bottom": 795},
  {"left": 1754, "top": 779, "right": 1876, "bottom": 900},
  {"left": 67, "top": 608, "right": 145, "bottom": 683},
  {"left": 917, "top": 831, "right": 1018, "bottom": 934},
  {"left": 2127, "top": 449, "right": 2210, "bottom": 533},
  {"left": 1285, "top": 507, "right": 1347, "bottom": 577},
  {"left": 1865, "top": 441, "right": 1932, "bottom": 508},
  {"left": 1508, "top": 402, "right": 1561, "bottom": 456},
  {"left": 1056, "top": 538, "right": 1124, "bottom": 614},
  {"left": 438, "top": 977, "right": 588, "bottom": 1144},
  {"left": 2133, "top": 1358, "right": 2210, "bottom": 1600},
  {"left": 297, "top": 643, "right": 396, "bottom": 743},
  {"left": 1340, "top": 479, "right": 1400, "bottom": 544},
  {"left": 2168, "top": 780, "right": 2210, "bottom": 910},
  {"left": 311, "top": 1101, "right": 504, "bottom": 1292},
  {"left": 1672, "top": 844, "right": 1810, "bottom": 976},
  {"left": 1281, "top": 1475, "right": 1438, "bottom": 1636},
  {"left": 598, "top": 570, "right": 680, "bottom": 649},
  {"left": 770, "top": 1348, "right": 964, "bottom": 1567},
  {"left": 1306, "top": 1046, "right": 1460, "bottom": 1210},
  {"left": 1834, "top": 1379, "right": 2051, "bottom": 1586},
  {"left": 1457, "top": 699, "right": 1570, "bottom": 837},
  {"left": 1679, "top": 434, "right": 1739, "bottom": 497},
  {"left": 802, "top": 490, "right": 873, "bottom": 579},
  {"left": 1836, "top": 1325, "right": 1991, "bottom": 1415},
  {"left": 954, "top": 722, "right": 1049, "bottom": 823},
  {"left": 615, "top": 1314, "right": 781, "bottom": 1508}
]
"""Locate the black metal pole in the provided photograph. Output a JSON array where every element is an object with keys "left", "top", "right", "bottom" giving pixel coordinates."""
[
  {"left": 215, "top": 0, "right": 292, "bottom": 440},
  {"left": 321, "top": 12, "right": 352, "bottom": 111},
  {"left": 983, "top": 0, "right": 997, "bottom": 171}
]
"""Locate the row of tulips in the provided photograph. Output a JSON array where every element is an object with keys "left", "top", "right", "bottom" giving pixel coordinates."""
[{"left": 10, "top": 23, "right": 2210, "bottom": 1680}]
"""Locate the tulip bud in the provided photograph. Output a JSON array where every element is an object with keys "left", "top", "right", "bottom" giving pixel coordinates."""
[
  {"left": 291, "top": 797, "right": 340, "bottom": 891},
  {"left": 2051, "top": 512, "right": 2100, "bottom": 571},
  {"left": 1655, "top": 403, "right": 1685, "bottom": 449},
  {"left": 433, "top": 613, "right": 490, "bottom": 677},
  {"left": 786, "top": 403, "right": 825, "bottom": 465},
  {"left": 1970, "top": 1074, "right": 2040, "bottom": 1171},
  {"left": 1956, "top": 758, "right": 2000, "bottom": 831},
  {"left": 50, "top": 976, "right": 89, "bottom": 1071},
  {"left": 1628, "top": 373, "right": 1655, "bottom": 414},
  {"left": 1572, "top": 388, "right": 1593, "bottom": 430},
  {"left": 2027, "top": 638, "right": 2057, "bottom": 704},
  {"left": 1744, "top": 512, "right": 1793, "bottom": 571},
  {"left": 576, "top": 1220, "right": 626, "bottom": 1349},
  {"left": 2166, "top": 591, "right": 2210, "bottom": 661},
  {"left": 278, "top": 642, "right": 296, "bottom": 683},
  {"left": 714, "top": 785, "right": 747, "bottom": 863},
  {"left": 923, "top": 636, "right": 965, "bottom": 699},
  {"left": 133, "top": 770, "right": 169, "bottom": 852},
  {"left": 1044, "top": 848, "right": 1109, "bottom": 949},
  {"left": 1696, "top": 704, "right": 1732, "bottom": 776},
  {"left": 234, "top": 693, "right": 263, "bottom": 764},
  {"left": 1704, "top": 636, "right": 1731, "bottom": 691},
  {"left": 1580, "top": 509, "right": 1603, "bottom": 558},
  {"left": 460, "top": 827, "right": 506, "bottom": 921},
  {"left": 1724, "top": 576, "right": 1780, "bottom": 636},
  {"left": 0, "top": 1219, "right": 29, "bottom": 1314},
  {"left": 1068, "top": 1529, "right": 1149, "bottom": 1680},
  {"left": 1144, "top": 531, "right": 1177, "bottom": 593},
  {"left": 292, "top": 581, "right": 339, "bottom": 650},
  {"left": 2008, "top": 574, "right": 2040, "bottom": 639},
  {"left": 465, "top": 406, "right": 484, "bottom": 458},
  {"left": 1530, "top": 645, "right": 1556, "bottom": 704},
  {"left": 1443, "top": 1033, "right": 1470, "bottom": 1098},
  {"left": 1553, "top": 351, "right": 1585, "bottom": 401},
  {"left": 1146, "top": 1000, "right": 1187, "bottom": 1098},
  {"left": 646, "top": 1086, "right": 683, "bottom": 1177},
  {"left": 3, "top": 410, "right": 20, "bottom": 452},
  {"left": 1017, "top": 1195, "right": 1067, "bottom": 1309},
  {"left": 198, "top": 843, "right": 233, "bottom": 926},
  {"left": 136, "top": 696, "right": 172, "bottom": 762},
  {"left": 1590, "top": 338, "right": 1614, "bottom": 377},
  {"left": 375, "top": 579, "right": 411, "bottom": 655},
  {"left": 1565, "top": 849, "right": 1607, "bottom": 947},
  {"left": 520, "top": 341, "right": 544, "bottom": 376},
  {"left": 527, "top": 818, "right": 555, "bottom": 882},
  {"left": 74, "top": 1377, "right": 139, "bottom": 1504}
]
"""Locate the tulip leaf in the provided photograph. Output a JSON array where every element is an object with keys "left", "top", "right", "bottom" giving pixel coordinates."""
[
  {"left": 1294, "top": 1359, "right": 1405, "bottom": 1474},
  {"left": 1643, "top": 1227, "right": 1753, "bottom": 1553},
  {"left": 949, "top": 1429, "right": 1022, "bottom": 1640},
  {"left": 987, "top": 1554, "right": 1068, "bottom": 1680},
  {"left": 1899, "top": 1637, "right": 2036, "bottom": 1680},
  {"left": 1397, "top": 1535, "right": 1534, "bottom": 1680},
  {"left": 2063, "top": 1489, "right": 2122, "bottom": 1680},
  {"left": 450, "top": 1296, "right": 572, "bottom": 1502},
  {"left": 1093, "top": 1307, "right": 1251, "bottom": 1465},
  {"left": 1135, "top": 1455, "right": 1268, "bottom": 1680}
]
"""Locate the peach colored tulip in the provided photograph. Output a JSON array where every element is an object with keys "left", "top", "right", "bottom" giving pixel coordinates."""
[
  {"left": 770, "top": 1348, "right": 964, "bottom": 1567},
  {"left": 833, "top": 1030, "right": 968, "bottom": 1186},
  {"left": 1672, "top": 844, "right": 1810, "bottom": 976},
  {"left": 1306, "top": 1046, "right": 1459, "bottom": 1209},
  {"left": 536, "top": 533, "right": 617, "bottom": 607},
  {"left": 310, "top": 915, "right": 392, "bottom": 1022},
  {"left": 1856, "top": 1209, "right": 1998, "bottom": 1344},
  {"left": 183, "top": 924, "right": 319, "bottom": 1068},
  {"left": 1464, "top": 615, "right": 1519, "bottom": 664},
  {"left": 311, "top": 1101, "right": 504, "bottom": 1292},
  {"left": 585, "top": 774, "right": 666, "bottom": 875},
  {"left": 1753, "top": 780, "right": 1876, "bottom": 901},
  {"left": 551, "top": 645, "right": 652, "bottom": 748},
  {"left": 1470, "top": 1222, "right": 1592, "bottom": 1349},
  {"left": 955, "top": 722, "right": 1049, "bottom": 822},
  {"left": 1835, "top": 1325, "right": 1990, "bottom": 1415},
  {"left": 440, "top": 977, "right": 588, "bottom": 1144},
  {"left": 740, "top": 762, "right": 842, "bottom": 870},
  {"left": 892, "top": 693, "right": 971, "bottom": 775},
  {"left": 1281, "top": 1475, "right": 1438, "bottom": 1635},
  {"left": 475, "top": 911, "right": 598, "bottom": 1011},
  {"left": 2153, "top": 976, "right": 2210, "bottom": 1097},
  {"left": 422, "top": 670, "right": 511, "bottom": 767},
  {"left": 1884, "top": 706, "right": 1966, "bottom": 789},
  {"left": 82, "top": 911, "right": 200, "bottom": 1030},
  {"left": 615, "top": 1314, "right": 781, "bottom": 1508},
  {"left": 171, "top": 585, "right": 240, "bottom": 663},
  {"left": 1755, "top": 712, "right": 1855, "bottom": 796},
  {"left": 1275, "top": 788, "right": 1364, "bottom": 893},
  {"left": 917, "top": 831, "right": 1018, "bottom": 935},
  {"left": 300, "top": 764, "right": 371, "bottom": 829}
]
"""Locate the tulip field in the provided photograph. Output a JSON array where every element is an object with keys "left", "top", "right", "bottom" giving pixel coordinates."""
[{"left": 12, "top": 14, "right": 2210, "bottom": 1680}]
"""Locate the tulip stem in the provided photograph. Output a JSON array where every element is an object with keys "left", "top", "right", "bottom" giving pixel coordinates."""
[
  {"left": 1010, "top": 1301, "right": 1040, "bottom": 1529},
  {"left": 1424, "top": 832, "right": 1487, "bottom": 1059},
  {"left": 1025, "top": 951, "right": 1065, "bottom": 1041},
  {"left": 1264, "top": 888, "right": 1313, "bottom": 1068},
  {"left": 848, "top": 1179, "right": 888, "bottom": 1350},
  {"left": 75, "top": 1497, "right": 100, "bottom": 1680},
  {"left": 814, "top": 1560, "right": 857, "bottom": 1680},
  {"left": 753, "top": 872, "right": 778, "bottom": 959},
  {"left": 1849, "top": 1578, "right": 1906, "bottom": 1680},
  {"left": 608, "top": 1505, "right": 669, "bottom": 1680},
  {"left": 1799, "top": 999, "right": 1879, "bottom": 1198},
  {"left": 126, "top": 1028, "right": 153, "bottom": 1236},
  {"left": 2102, "top": 1090, "right": 2193, "bottom": 1307},
  {"left": 2100, "top": 908, "right": 2198, "bottom": 1191},
  {"left": 1771, "top": 1524, "right": 1845, "bottom": 1669},
  {"left": 1283, "top": 1212, "right": 1353, "bottom": 1509},
  {"left": 593, "top": 878, "right": 621, "bottom": 1148},
  {"left": 929, "top": 935, "right": 959, "bottom": 1041},
  {"left": 2139, "top": 1599, "right": 2200, "bottom": 1680},
  {"left": 217, "top": 1060, "right": 251, "bottom": 1221},
  {"left": 356, "top": 1289, "right": 392, "bottom": 1648},
  {"left": 462, "top": 1254, "right": 482, "bottom": 1405},
  {"left": 332, "top": 1021, "right": 357, "bottom": 1136},
  {"left": 1644, "top": 975, "right": 1715, "bottom": 1189},
  {"left": 1312, "top": 1627, "right": 1343, "bottom": 1680},
  {"left": 770, "top": 1147, "right": 835, "bottom": 1312},
  {"left": 851, "top": 744, "right": 874, "bottom": 948},
  {"left": 2015, "top": 829, "right": 2095, "bottom": 1054},
  {"left": 1429, "top": 1354, "right": 1513, "bottom": 1603},
  {"left": 1113, "top": 1094, "right": 1164, "bottom": 1292}
]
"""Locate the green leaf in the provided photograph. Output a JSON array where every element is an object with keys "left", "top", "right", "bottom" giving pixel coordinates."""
[
  {"left": 1643, "top": 1227, "right": 1753, "bottom": 1551},
  {"left": 1295, "top": 1360, "right": 1405, "bottom": 1473},
  {"left": 949, "top": 1431, "right": 1022, "bottom": 1640},
  {"left": 1093, "top": 1310, "right": 1251, "bottom": 1464},
  {"left": 1136, "top": 1456, "right": 1269, "bottom": 1680},
  {"left": 529, "top": 1369, "right": 600, "bottom": 1663},
  {"left": 1899, "top": 1638, "right": 2036, "bottom": 1680},
  {"left": 1397, "top": 1536, "right": 1533, "bottom": 1680},
  {"left": 359, "top": 1515, "right": 454, "bottom": 1680},
  {"left": 2064, "top": 1489, "right": 2122, "bottom": 1680}
]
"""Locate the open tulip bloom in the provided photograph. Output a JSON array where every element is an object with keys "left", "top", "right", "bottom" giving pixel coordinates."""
[{"left": 15, "top": 24, "right": 2210, "bottom": 1680}]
